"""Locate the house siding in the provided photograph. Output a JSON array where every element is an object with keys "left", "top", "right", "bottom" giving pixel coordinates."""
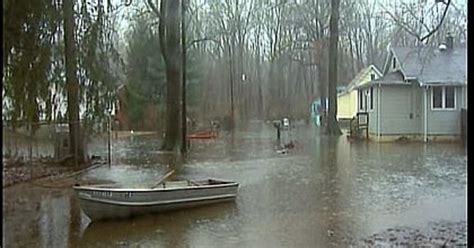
[
  {"left": 368, "top": 84, "right": 465, "bottom": 138},
  {"left": 412, "top": 84, "right": 424, "bottom": 134},
  {"left": 426, "top": 86, "right": 464, "bottom": 135},
  {"left": 378, "top": 85, "right": 421, "bottom": 135},
  {"left": 461, "top": 85, "right": 467, "bottom": 109},
  {"left": 337, "top": 92, "right": 353, "bottom": 119},
  {"left": 367, "top": 86, "right": 378, "bottom": 134}
]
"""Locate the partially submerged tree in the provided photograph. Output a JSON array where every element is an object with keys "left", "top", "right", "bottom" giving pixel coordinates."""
[
  {"left": 147, "top": 0, "right": 182, "bottom": 151},
  {"left": 325, "top": 0, "right": 342, "bottom": 135},
  {"left": 63, "top": 0, "right": 84, "bottom": 164}
]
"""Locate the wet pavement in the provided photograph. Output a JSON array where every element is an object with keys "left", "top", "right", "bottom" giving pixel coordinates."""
[{"left": 3, "top": 122, "right": 467, "bottom": 247}]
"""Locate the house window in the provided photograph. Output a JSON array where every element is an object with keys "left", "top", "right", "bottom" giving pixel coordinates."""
[
  {"left": 359, "top": 89, "right": 370, "bottom": 112},
  {"left": 370, "top": 74, "right": 375, "bottom": 80},
  {"left": 445, "top": 87, "right": 455, "bottom": 108},
  {"left": 432, "top": 86, "right": 456, "bottom": 110},
  {"left": 365, "top": 90, "right": 369, "bottom": 111},
  {"left": 392, "top": 57, "right": 396, "bottom": 69},
  {"left": 432, "top": 87, "right": 443, "bottom": 108}
]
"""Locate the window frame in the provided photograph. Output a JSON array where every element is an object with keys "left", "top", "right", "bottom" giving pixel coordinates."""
[{"left": 431, "top": 86, "right": 456, "bottom": 111}]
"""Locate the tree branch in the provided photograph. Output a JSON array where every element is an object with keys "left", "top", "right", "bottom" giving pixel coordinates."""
[
  {"left": 382, "top": 7, "right": 421, "bottom": 41},
  {"left": 146, "top": 0, "right": 163, "bottom": 20},
  {"left": 186, "top": 37, "right": 219, "bottom": 50},
  {"left": 381, "top": 0, "right": 451, "bottom": 43},
  {"left": 420, "top": 0, "right": 451, "bottom": 42},
  {"left": 157, "top": 0, "right": 168, "bottom": 64}
]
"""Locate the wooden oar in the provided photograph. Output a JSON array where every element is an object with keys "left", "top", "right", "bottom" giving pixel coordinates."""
[{"left": 151, "top": 170, "right": 175, "bottom": 188}]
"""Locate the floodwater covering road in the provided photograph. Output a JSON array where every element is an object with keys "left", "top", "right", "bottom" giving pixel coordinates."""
[{"left": 3, "top": 122, "right": 467, "bottom": 247}]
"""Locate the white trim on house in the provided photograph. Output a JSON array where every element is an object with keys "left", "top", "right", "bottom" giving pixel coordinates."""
[
  {"left": 384, "top": 49, "right": 409, "bottom": 77},
  {"left": 430, "top": 86, "right": 457, "bottom": 111},
  {"left": 357, "top": 87, "right": 375, "bottom": 113},
  {"left": 368, "top": 86, "right": 374, "bottom": 112},
  {"left": 377, "top": 83, "right": 381, "bottom": 141},
  {"left": 424, "top": 86, "right": 428, "bottom": 142}
]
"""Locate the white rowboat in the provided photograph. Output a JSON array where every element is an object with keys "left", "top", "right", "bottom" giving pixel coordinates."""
[{"left": 74, "top": 179, "right": 239, "bottom": 221}]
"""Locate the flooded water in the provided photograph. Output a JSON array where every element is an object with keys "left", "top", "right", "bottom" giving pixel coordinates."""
[{"left": 3, "top": 122, "right": 467, "bottom": 247}]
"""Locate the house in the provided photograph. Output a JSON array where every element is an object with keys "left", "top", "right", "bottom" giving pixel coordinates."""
[
  {"left": 355, "top": 35, "right": 467, "bottom": 142},
  {"left": 337, "top": 65, "right": 382, "bottom": 120}
]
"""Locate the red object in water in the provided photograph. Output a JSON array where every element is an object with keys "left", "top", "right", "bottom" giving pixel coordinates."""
[{"left": 187, "top": 129, "right": 218, "bottom": 139}]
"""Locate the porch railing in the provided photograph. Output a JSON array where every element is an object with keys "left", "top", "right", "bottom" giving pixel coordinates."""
[{"left": 349, "top": 112, "right": 369, "bottom": 139}]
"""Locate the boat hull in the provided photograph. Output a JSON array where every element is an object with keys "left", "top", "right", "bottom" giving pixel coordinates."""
[{"left": 74, "top": 179, "right": 238, "bottom": 221}]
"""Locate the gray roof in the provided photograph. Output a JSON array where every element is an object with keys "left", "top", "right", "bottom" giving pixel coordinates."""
[
  {"left": 358, "top": 71, "right": 409, "bottom": 89},
  {"left": 339, "top": 65, "right": 382, "bottom": 95},
  {"left": 374, "top": 70, "right": 404, "bottom": 82},
  {"left": 392, "top": 46, "right": 467, "bottom": 85}
]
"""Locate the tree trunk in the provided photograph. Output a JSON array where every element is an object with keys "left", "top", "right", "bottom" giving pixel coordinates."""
[
  {"left": 227, "top": 41, "right": 235, "bottom": 130},
  {"left": 63, "top": 0, "right": 84, "bottom": 164},
  {"left": 181, "top": 0, "right": 187, "bottom": 153},
  {"left": 161, "top": 0, "right": 182, "bottom": 151},
  {"left": 325, "top": 0, "right": 342, "bottom": 135}
]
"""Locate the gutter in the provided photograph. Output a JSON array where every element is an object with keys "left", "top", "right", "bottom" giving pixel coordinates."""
[{"left": 424, "top": 86, "right": 428, "bottom": 142}]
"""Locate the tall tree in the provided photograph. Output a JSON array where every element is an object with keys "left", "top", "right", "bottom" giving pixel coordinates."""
[
  {"left": 325, "top": 0, "right": 342, "bottom": 135},
  {"left": 124, "top": 13, "right": 166, "bottom": 131},
  {"left": 181, "top": 0, "right": 187, "bottom": 153},
  {"left": 147, "top": 0, "right": 182, "bottom": 151},
  {"left": 63, "top": 0, "right": 84, "bottom": 163}
]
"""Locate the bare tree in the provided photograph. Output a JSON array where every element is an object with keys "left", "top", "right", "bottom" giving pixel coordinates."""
[
  {"left": 325, "top": 0, "right": 342, "bottom": 135},
  {"left": 181, "top": 0, "right": 187, "bottom": 153},
  {"left": 382, "top": 0, "right": 452, "bottom": 45},
  {"left": 63, "top": 0, "right": 84, "bottom": 164}
]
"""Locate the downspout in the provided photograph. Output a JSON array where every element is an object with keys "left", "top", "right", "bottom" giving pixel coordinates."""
[
  {"left": 424, "top": 86, "right": 428, "bottom": 142},
  {"left": 378, "top": 83, "right": 381, "bottom": 141}
]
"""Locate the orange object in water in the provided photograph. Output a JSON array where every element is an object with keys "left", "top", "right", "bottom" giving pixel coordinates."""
[{"left": 186, "top": 129, "right": 218, "bottom": 139}]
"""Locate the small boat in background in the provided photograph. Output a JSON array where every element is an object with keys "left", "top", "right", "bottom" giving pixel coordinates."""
[
  {"left": 74, "top": 178, "right": 238, "bottom": 221},
  {"left": 186, "top": 129, "right": 218, "bottom": 139}
]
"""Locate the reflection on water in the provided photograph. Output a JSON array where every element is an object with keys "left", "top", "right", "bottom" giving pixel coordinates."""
[
  {"left": 39, "top": 195, "right": 70, "bottom": 248},
  {"left": 79, "top": 202, "right": 238, "bottom": 247},
  {"left": 3, "top": 122, "right": 467, "bottom": 247}
]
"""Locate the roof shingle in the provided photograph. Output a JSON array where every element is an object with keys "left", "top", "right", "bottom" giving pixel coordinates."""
[{"left": 392, "top": 46, "right": 467, "bottom": 85}]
